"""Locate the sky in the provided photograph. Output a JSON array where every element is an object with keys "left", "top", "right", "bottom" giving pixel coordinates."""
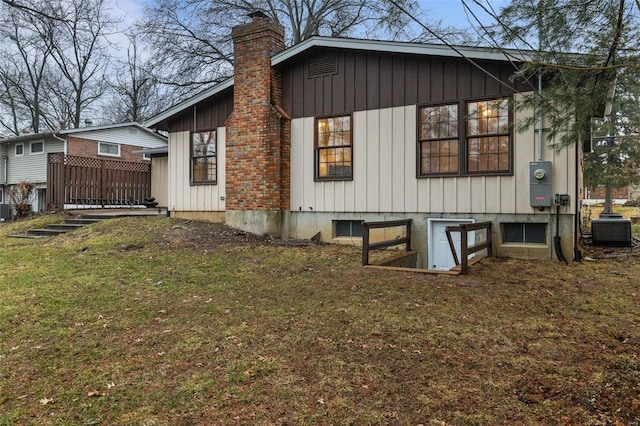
[
  {"left": 420, "top": 0, "right": 511, "bottom": 26},
  {"left": 105, "top": 0, "right": 514, "bottom": 41}
]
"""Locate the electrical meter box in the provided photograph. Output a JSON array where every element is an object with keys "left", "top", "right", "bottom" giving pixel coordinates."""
[{"left": 529, "top": 161, "right": 552, "bottom": 207}]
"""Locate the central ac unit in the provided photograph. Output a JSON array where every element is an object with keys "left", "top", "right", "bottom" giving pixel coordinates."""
[
  {"left": 591, "top": 218, "right": 632, "bottom": 247},
  {"left": 0, "top": 204, "right": 12, "bottom": 221}
]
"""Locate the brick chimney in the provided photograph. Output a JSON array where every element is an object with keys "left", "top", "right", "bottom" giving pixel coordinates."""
[{"left": 225, "top": 12, "right": 289, "bottom": 237}]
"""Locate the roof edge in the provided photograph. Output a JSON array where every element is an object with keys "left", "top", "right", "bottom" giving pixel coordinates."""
[{"left": 145, "top": 78, "right": 234, "bottom": 128}]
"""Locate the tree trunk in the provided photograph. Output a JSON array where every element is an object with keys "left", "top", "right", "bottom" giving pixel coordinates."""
[{"left": 603, "top": 183, "right": 613, "bottom": 214}]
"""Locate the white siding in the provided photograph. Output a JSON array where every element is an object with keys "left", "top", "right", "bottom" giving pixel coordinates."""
[
  {"left": 6, "top": 139, "right": 64, "bottom": 185},
  {"left": 290, "top": 98, "right": 578, "bottom": 214},
  {"left": 168, "top": 129, "right": 225, "bottom": 212},
  {"left": 68, "top": 126, "right": 166, "bottom": 149}
]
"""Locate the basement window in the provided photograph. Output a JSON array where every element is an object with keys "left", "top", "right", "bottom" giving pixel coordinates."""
[
  {"left": 503, "top": 223, "right": 546, "bottom": 244},
  {"left": 335, "top": 220, "right": 363, "bottom": 238}
]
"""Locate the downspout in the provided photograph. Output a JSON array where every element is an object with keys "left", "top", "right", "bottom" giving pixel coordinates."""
[
  {"left": 3, "top": 155, "right": 7, "bottom": 184},
  {"left": 538, "top": 73, "right": 553, "bottom": 260},
  {"left": 52, "top": 132, "right": 67, "bottom": 153}
]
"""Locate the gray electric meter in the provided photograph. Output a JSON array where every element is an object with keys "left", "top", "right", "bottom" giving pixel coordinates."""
[{"left": 529, "top": 161, "right": 552, "bottom": 207}]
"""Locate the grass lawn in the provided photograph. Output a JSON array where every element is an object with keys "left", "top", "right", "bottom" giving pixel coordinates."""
[{"left": 0, "top": 215, "right": 639, "bottom": 425}]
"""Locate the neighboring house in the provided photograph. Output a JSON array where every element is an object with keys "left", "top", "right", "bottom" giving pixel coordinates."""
[
  {"left": 146, "top": 14, "right": 584, "bottom": 269},
  {"left": 584, "top": 185, "right": 631, "bottom": 205},
  {"left": 0, "top": 122, "right": 167, "bottom": 213}
]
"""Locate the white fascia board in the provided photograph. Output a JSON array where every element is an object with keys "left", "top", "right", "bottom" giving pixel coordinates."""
[
  {"left": 145, "top": 78, "right": 235, "bottom": 128},
  {"left": 272, "top": 37, "right": 531, "bottom": 66}
]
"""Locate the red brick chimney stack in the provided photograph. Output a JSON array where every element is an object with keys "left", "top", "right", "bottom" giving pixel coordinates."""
[{"left": 225, "top": 12, "right": 289, "bottom": 237}]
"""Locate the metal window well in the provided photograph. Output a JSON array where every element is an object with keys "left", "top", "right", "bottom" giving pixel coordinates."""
[{"left": 591, "top": 217, "right": 632, "bottom": 247}]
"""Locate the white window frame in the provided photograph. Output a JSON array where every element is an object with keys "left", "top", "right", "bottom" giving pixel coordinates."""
[
  {"left": 98, "top": 142, "right": 121, "bottom": 157},
  {"left": 30, "top": 140, "right": 44, "bottom": 155},
  {"left": 15, "top": 143, "right": 24, "bottom": 157},
  {"left": 143, "top": 153, "right": 151, "bottom": 161}
]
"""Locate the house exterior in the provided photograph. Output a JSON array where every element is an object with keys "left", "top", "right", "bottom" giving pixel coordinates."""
[
  {"left": 0, "top": 122, "right": 167, "bottom": 214},
  {"left": 146, "top": 14, "right": 583, "bottom": 269}
]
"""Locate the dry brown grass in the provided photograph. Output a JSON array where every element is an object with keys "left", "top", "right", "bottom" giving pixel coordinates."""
[{"left": 0, "top": 216, "right": 639, "bottom": 425}]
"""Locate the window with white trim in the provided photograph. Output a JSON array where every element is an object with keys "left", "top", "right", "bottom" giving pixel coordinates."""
[
  {"left": 30, "top": 141, "right": 44, "bottom": 154},
  {"left": 99, "top": 142, "right": 120, "bottom": 157},
  {"left": 15, "top": 143, "right": 24, "bottom": 156}
]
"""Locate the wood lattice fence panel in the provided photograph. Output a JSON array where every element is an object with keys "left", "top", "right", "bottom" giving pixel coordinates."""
[{"left": 47, "top": 153, "right": 151, "bottom": 209}]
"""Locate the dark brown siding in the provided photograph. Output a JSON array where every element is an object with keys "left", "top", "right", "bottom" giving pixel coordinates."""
[
  {"left": 281, "top": 47, "right": 530, "bottom": 119},
  {"left": 167, "top": 89, "right": 234, "bottom": 132}
]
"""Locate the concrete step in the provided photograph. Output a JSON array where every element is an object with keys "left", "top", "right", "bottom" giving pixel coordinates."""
[
  {"left": 26, "top": 228, "right": 72, "bottom": 237},
  {"left": 65, "top": 218, "right": 103, "bottom": 225},
  {"left": 48, "top": 223, "right": 87, "bottom": 231}
]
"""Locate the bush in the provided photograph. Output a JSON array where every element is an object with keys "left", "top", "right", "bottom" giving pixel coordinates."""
[{"left": 8, "top": 182, "right": 36, "bottom": 218}]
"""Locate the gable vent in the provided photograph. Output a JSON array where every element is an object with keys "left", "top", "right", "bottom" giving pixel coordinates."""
[{"left": 308, "top": 57, "right": 338, "bottom": 77}]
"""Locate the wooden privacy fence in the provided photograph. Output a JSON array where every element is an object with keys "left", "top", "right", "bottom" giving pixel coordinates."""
[
  {"left": 47, "top": 153, "right": 151, "bottom": 209},
  {"left": 445, "top": 221, "right": 493, "bottom": 275}
]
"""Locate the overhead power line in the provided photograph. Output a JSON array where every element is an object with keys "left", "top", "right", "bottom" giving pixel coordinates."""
[{"left": 386, "top": 0, "right": 518, "bottom": 92}]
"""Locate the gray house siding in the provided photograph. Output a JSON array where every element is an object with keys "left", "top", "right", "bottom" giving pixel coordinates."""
[{"left": 7, "top": 138, "right": 64, "bottom": 185}]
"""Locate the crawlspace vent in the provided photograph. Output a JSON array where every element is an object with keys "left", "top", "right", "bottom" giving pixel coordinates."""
[
  {"left": 308, "top": 57, "right": 338, "bottom": 77},
  {"left": 591, "top": 218, "right": 632, "bottom": 247}
]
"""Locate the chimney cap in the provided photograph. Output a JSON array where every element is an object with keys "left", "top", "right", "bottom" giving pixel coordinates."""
[{"left": 248, "top": 10, "right": 268, "bottom": 20}]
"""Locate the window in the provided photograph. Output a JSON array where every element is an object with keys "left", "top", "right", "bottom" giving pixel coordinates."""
[
  {"left": 418, "top": 97, "right": 511, "bottom": 176},
  {"left": 419, "top": 104, "right": 459, "bottom": 174},
  {"left": 99, "top": 142, "right": 120, "bottom": 157},
  {"left": 466, "top": 98, "right": 510, "bottom": 173},
  {"left": 316, "top": 115, "right": 352, "bottom": 180},
  {"left": 30, "top": 141, "right": 44, "bottom": 154},
  {"left": 503, "top": 223, "right": 546, "bottom": 244},
  {"left": 15, "top": 143, "right": 24, "bottom": 156},
  {"left": 192, "top": 130, "right": 216, "bottom": 184},
  {"left": 335, "top": 220, "right": 363, "bottom": 237}
]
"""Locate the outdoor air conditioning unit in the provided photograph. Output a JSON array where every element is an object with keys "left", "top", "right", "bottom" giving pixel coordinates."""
[
  {"left": 0, "top": 204, "right": 12, "bottom": 221},
  {"left": 591, "top": 217, "right": 632, "bottom": 247}
]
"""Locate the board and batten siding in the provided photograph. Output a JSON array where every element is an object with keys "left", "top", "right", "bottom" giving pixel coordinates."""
[
  {"left": 168, "top": 129, "right": 225, "bottom": 212},
  {"left": 7, "top": 139, "right": 64, "bottom": 185},
  {"left": 150, "top": 155, "right": 169, "bottom": 208},
  {"left": 290, "top": 97, "right": 577, "bottom": 215}
]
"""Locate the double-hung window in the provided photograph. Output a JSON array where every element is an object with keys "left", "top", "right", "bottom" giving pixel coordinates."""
[
  {"left": 418, "top": 97, "right": 511, "bottom": 176},
  {"left": 315, "top": 115, "right": 352, "bottom": 180},
  {"left": 191, "top": 130, "right": 217, "bottom": 184},
  {"left": 419, "top": 104, "right": 459, "bottom": 174},
  {"left": 466, "top": 98, "right": 510, "bottom": 173}
]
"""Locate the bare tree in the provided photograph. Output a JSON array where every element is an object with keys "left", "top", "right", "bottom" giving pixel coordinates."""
[
  {"left": 138, "top": 0, "right": 420, "bottom": 97},
  {"left": 47, "top": 0, "right": 114, "bottom": 129},
  {"left": 106, "top": 35, "right": 169, "bottom": 123},
  {"left": 0, "top": 5, "right": 56, "bottom": 134}
]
